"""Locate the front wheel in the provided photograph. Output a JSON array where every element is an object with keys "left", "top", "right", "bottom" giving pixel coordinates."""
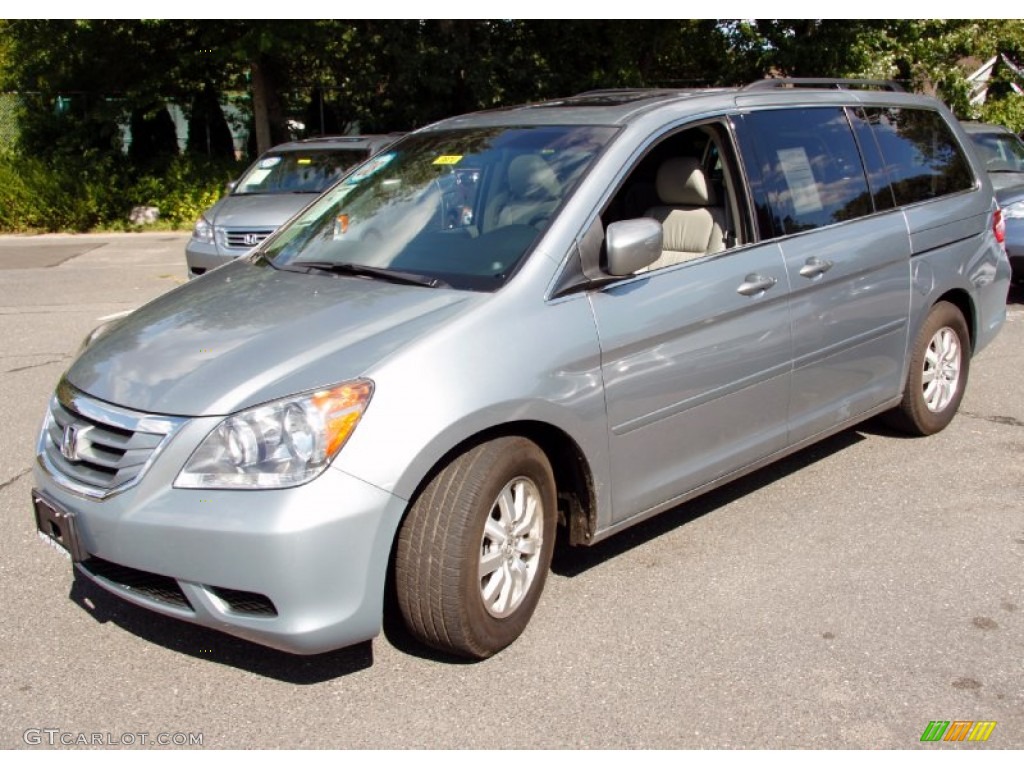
[
  {"left": 395, "top": 436, "right": 557, "bottom": 659},
  {"left": 888, "top": 301, "right": 971, "bottom": 436}
]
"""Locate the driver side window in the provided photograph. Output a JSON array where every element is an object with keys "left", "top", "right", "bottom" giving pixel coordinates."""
[{"left": 601, "top": 122, "right": 748, "bottom": 274}]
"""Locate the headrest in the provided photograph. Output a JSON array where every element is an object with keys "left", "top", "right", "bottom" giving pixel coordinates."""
[
  {"left": 508, "top": 155, "right": 560, "bottom": 199},
  {"left": 655, "top": 157, "right": 717, "bottom": 206}
]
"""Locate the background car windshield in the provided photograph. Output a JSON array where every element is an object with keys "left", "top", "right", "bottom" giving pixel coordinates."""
[
  {"left": 261, "top": 125, "right": 617, "bottom": 290},
  {"left": 971, "top": 132, "right": 1024, "bottom": 172},
  {"left": 235, "top": 149, "right": 370, "bottom": 194}
]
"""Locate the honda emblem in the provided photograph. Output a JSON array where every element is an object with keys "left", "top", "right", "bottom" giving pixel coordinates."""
[{"left": 60, "top": 424, "right": 80, "bottom": 461}]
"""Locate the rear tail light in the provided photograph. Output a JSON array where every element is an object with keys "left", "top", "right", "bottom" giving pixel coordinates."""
[{"left": 993, "top": 206, "right": 1006, "bottom": 244}]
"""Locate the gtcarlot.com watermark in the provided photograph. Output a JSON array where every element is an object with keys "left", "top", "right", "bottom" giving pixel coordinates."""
[{"left": 24, "top": 728, "right": 203, "bottom": 747}]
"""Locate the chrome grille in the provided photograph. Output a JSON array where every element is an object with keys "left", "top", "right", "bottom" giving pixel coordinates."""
[
  {"left": 222, "top": 228, "right": 274, "bottom": 250},
  {"left": 38, "top": 380, "right": 185, "bottom": 498}
]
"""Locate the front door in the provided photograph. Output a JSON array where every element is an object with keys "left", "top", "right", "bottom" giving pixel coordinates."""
[{"left": 591, "top": 241, "right": 792, "bottom": 525}]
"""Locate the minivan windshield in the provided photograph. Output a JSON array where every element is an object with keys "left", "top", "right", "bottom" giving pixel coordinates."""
[
  {"left": 235, "top": 149, "right": 370, "bottom": 194},
  {"left": 261, "top": 125, "right": 617, "bottom": 291}
]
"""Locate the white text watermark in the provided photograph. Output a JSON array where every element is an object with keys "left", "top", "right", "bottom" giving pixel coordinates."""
[{"left": 23, "top": 729, "right": 204, "bottom": 747}]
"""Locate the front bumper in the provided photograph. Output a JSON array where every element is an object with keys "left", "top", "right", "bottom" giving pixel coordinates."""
[
  {"left": 184, "top": 239, "right": 242, "bottom": 279},
  {"left": 33, "top": 419, "right": 408, "bottom": 655}
]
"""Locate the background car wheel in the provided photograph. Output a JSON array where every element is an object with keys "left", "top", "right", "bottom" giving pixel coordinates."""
[
  {"left": 395, "top": 436, "right": 557, "bottom": 659},
  {"left": 887, "top": 301, "right": 971, "bottom": 436}
]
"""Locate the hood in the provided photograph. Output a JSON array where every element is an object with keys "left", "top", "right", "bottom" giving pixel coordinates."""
[
  {"left": 206, "top": 193, "right": 318, "bottom": 229},
  {"left": 66, "top": 260, "right": 478, "bottom": 416}
]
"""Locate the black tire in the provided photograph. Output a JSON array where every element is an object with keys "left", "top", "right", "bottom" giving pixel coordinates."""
[
  {"left": 395, "top": 436, "right": 556, "bottom": 659},
  {"left": 888, "top": 301, "right": 971, "bottom": 436}
]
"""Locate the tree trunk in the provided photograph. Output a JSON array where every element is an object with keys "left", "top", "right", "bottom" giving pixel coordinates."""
[{"left": 250, "top": 57, "right": 273, "bottom": 156}]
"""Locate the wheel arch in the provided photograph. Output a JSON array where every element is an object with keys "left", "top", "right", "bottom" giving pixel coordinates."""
[
  {"left": 934, "top": 287, "right": 977, "bottom": 353},
  {"left": 404, "top": 420, "right": 599, "bottom": 547}
]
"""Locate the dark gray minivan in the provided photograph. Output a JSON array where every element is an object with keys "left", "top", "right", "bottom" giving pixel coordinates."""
[{"left": 34, "top": 80, "right": 1011, "bottom": 660}]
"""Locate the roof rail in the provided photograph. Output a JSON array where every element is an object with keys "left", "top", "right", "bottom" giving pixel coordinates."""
[{"left": 744, "top": 78, "right": 906, "bottom": 92}]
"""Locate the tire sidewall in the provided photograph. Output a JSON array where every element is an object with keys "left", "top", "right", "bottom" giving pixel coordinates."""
[
  {"left": 905, "top": 302, "right": 971, "bottom": 435},
  {"left": 457, "top": 438, "right": 557, "bottom": 657}
]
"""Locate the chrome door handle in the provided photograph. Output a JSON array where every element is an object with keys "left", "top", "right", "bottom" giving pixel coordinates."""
[
  {"left": 736, "top": 274, "right": 778, "bottom": 297},
  {"left": 799, "top": 257, "right": 834, "bottom": 279}
]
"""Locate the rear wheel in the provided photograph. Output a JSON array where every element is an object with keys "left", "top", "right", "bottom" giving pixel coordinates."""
[
  {"left": 395, "top": 436, "right": 556, "bottom": 659},
  {"left": 888, "top": 301, "right": 971, "bottom": 436}
]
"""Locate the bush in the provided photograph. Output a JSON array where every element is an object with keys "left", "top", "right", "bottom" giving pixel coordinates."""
[
  {"left": 122, "top": 156, "right": 239, "bottom": 228},
  {"left": 0, "top": 151, "right": 241, "bottom": 232},
  {"left": 0, "top": 152, "right": 112, "bottom": 230},
  {"left": 979, "top": 94, "right": 1024, "bottom": 134}
]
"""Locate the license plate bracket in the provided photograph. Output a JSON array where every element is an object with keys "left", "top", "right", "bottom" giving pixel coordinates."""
[{"left": 33, "top": 491, "right": 87, "bottom": 563}]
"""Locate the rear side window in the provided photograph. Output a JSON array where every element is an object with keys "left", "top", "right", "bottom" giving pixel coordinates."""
[
  {"left": 737, "top": 108, "right": 872, "bottom": 236},
  {"left": 862, "top": 107, "right": 974, "bottom": 205}
]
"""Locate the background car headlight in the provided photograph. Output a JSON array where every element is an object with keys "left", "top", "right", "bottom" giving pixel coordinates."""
[
  {"left": 192, "top": 216, "right": 216, "bottom": 243},
  {"left": 1002, "top": 200, "right": 1024, "bottom": 219},
  {"left": 175, "top": 380, "right": 373, "bottom": 489}
]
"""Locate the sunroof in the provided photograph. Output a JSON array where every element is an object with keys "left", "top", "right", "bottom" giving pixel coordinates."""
[{"left": 532, "top": 90, "right": 679, "bottom": 108}]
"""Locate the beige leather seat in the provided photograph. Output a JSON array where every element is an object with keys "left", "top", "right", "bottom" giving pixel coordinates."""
[
  {"left": 491, "top": 155, "right": 561, "bottom": 229},
  {"left": 640, "top": 157, "right": 727, "bottom": 271}
]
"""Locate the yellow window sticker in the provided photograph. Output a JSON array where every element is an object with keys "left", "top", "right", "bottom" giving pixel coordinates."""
[
  {"left": 433, "top": 155, "right": 463, "bottom": 165},
  {"left": 297, "top": 158, "right": 312, "bottom": 165}
]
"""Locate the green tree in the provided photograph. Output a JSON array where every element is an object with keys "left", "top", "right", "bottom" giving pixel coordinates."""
[{"left": 4, "top": 18, "right": 1024, "bottom": 199}]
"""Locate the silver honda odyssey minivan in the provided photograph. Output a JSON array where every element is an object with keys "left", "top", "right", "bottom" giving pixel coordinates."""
[{"left": 34, "top": 80, "right": 1011, "bottom": 660}]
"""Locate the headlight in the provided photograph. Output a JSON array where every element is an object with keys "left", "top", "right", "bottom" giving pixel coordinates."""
[
  {"left": 192, "top": 216, "right": 215, "bottom": 243},
  {"left": 175, "top": 380, "right": 374, "bottom": 489},
  {"left": 1002, "top": 200, "right": 1024, "bottom": 219}
]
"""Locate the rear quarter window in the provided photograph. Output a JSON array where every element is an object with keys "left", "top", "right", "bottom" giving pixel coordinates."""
[{"left": 863, "top": 107, "right": 975, "bottom": 205}]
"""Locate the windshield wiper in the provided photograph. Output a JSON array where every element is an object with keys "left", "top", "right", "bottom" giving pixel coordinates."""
[{"left": 290, "top": 261, "right": 448, "bottom": 288}]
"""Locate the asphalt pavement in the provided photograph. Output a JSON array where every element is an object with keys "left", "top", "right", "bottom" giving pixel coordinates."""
[{"left": 0, "top": 233, "right": 1021, "bottom": 749}]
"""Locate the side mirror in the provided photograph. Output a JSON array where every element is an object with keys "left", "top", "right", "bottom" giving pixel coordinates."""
[
  {"left": 605, "top": 218, "right": 662, "bottom": 276},
  {"left": 225, "top": 180, "right": 238, "bottom": 195}
]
